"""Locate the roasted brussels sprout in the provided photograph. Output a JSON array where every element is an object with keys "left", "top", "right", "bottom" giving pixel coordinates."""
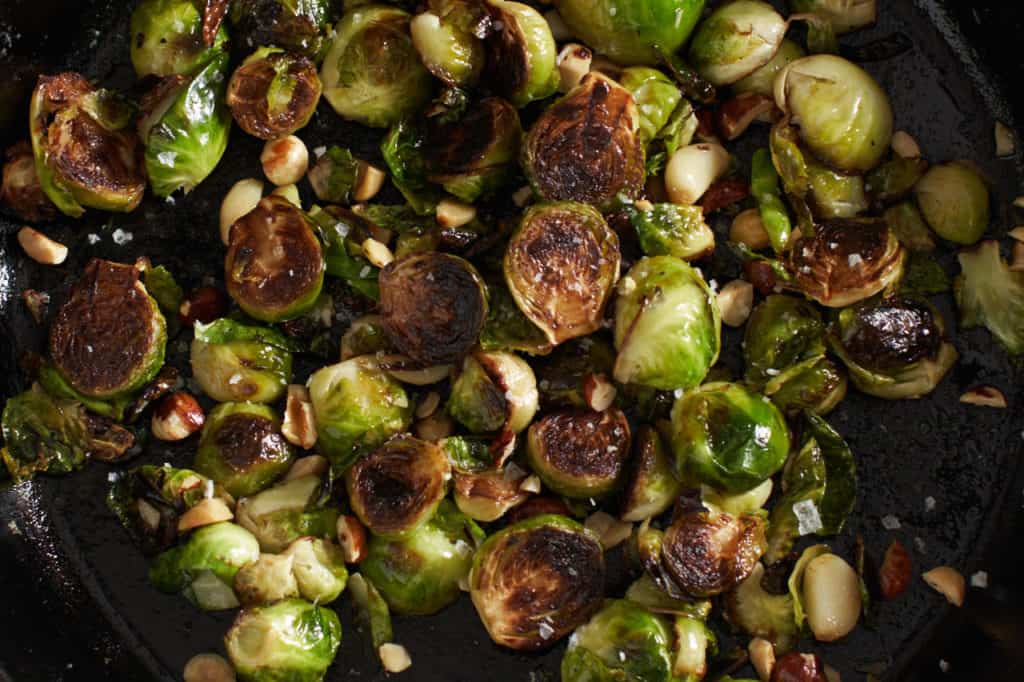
[
  {"left": 613, "top": 256, "right": 720, "bottom": 391},
  {"left": 733, "top": 39, "right": 804, "bottom": 97},
  {"left": 624, "top": 201, "right": 715, "bottom": 261},
  {"left": 234, "top": 553, "right": 301, "bottom": 606},
  {"left": 522, "top": 73, "right": 644, "bottom": 209},
  {"left": 307, "top": 357, "right": 413, "bottom": 469},
  {"left": 866, "top": 156, "right": 929, "bottom": 208},
  {"left": 130, "top": 0, "right": 228, "bottom": 78},
  {"left": 448, "top": 351, "right": 539, "bottom": 435},
  {"left": 669, "top": 382, "right": 789, "bottom": 492},
  {"left": 321, "top": 6, "right": 433, "bottom": 128},
  {"left": 235, "top": 475, "right": 340, "bottom": 553},
  {"left": 361, "top": 500, "right": 483, "bottom": 615},
  {"left": 195, "top": 402, "right": 296, "bottom": 498},
  {"left": 956, "top": 240, "right": 1024, "bottom": 355},
  {"left": 282, "top": 537, "right": 349, "bottom": 604},
  {"left": 553, "top": 0, "right": 704, "bottom": 66},
  {"left": 227, "top": 47, "right": 322, "bottom": 140},
  {"left": 470, "top": 514, "right": 605, "bottom": 650},
  {"left": 230, "top": 0, "right": 335, "bottom": 59},
  {"left": 411, "top": 0, "right": 486, "bottom": 86},
  {"left": 789, "top": 0, "right": 876, "bottom": 34},
  {"left": 621, "top": 426, "right": 682, "bottom": 523},
  {"left": 764, "top": 356, "right": 848, "bottom": 417},
  {"left": 743, "top": 295, "right": 825, "bottom": 386},
  {"left": 225, "top": 195, "right": 326, "bottom": 322},
  {"left": 775, "top": 55, "right": 893, "bottom": 172},
  {"left": 48, "top": 259, "right": 166, "bottom": 401},
  {"left": 806, "top": 157, "right": 868, "bottom": 219},
  {"left": 723, "top": 562, "right": 797, "bottom": 653},
  {"left": 914, "top": 161, "right": 990, "bottom": 245},
  {"left": 505, "top": 202, "right": 620, "bottom": 346},
  {"left": 190, "top": 319, "right": 294, "bottom": 404},
  {"left": 1, "top": 141, "right": 56, "bottom": 221},
  {"left": 688, "top": 0, "right": 787, "bottom": 87},
  {"left": 623, "top": 574, "right": 712, "bottom": 619},
  {"left": 379, "top": 252, "right": 488, "bottom": 366},
  {"left": 830, "top": 297, "right": 957, "bottom": 399},
  {"left": 29, "top": 73, "right": 146, "bottom": 217},
  {"left": 661, "top": 509, "right": 767, "bottom": 597},
  {"left": 619, "top": 67, "right": 683, "bottom": 144},
  {"left": 225, "top": 599, "right": 341, "bottom": 681},
  {"left": 483, "top": 0, "right": 558, "bottom": 107},
  {"left": 526, "top": 408, "right": 631, "bottom": 499}
]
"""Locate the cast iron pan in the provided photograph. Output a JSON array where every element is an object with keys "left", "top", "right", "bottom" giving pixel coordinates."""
[{"left": 1, "top": 1, "right": 1023, "bottom": 680}]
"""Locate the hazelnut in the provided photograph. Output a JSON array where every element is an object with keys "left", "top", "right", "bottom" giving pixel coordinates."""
[
  {"left": 151, "top": 392, "right": 205, "bottom": 441},
  {"left": 337, "top": 514, "right": 368, "bottom": 564}
]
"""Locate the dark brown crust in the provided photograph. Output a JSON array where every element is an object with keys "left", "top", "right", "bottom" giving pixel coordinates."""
[
  {"left": 661, "top": 511, "right": 766, "bottom": 598},
  {"left": 503, "top": 496, "right": 572, "bottom": 524},
  {"left": 425, "top": 97, "right": 520, "bottom": 178},
  {"left": 213, "top": 413, "right": 288, "bottom": 472},
  {"left": 483, "top": 4, "right": 529, "bottom": 103},
  {"left": 48, "top": 259, "right": 157, "bottom": 398},
  {"left": 841, "top": 297, "right": 941, "bottom": 371},
  {"left": 530, "top": 408, "right": 630, "bottom": 487},
  {"left": 1, "top": 142, "right": 56, "bottom": 221},
  {"left": 226, "top": 51, "right": 321, "bottom": 140}
]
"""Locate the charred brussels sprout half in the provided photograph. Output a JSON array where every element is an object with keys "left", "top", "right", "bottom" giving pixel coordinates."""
[
  {"left": 190, "top": 318, "right": 295, "bottom": 404},
  {"left": 914, "top": 161, "right": 990, "bottom": 245},
  {"left": 225, "top": 599, "right": 342, "bottom": 681},
  {"left": 670, "top": 382, "right": 789, "bottom": 493},
  {"left": 48, "top": 259, "right": 166, "bottom": 400},
  {"left": 448, "top": 351, "right": 539, "bottom": 435},
  {"left": 225, "top": 196, "right": 326, "bottom": 323},
  {"left": 411, "top": 0, "right": 487, "bottom": 87},
  {"left": 321, "top": 6, "right": 433, "bottom": 128},
  {"left": 504, "top": 202, "right": 620, "bottom": 346},
  {"left": 526, "top": 408, "right": 631, "bottom": 499},
  {"left": 227, "top": 47, "right": 321, "bottom": 140},
  {"left": 613, "top": 256, "right": 720, "bottom": 391},
  {"left": 345, "top": 435, "right": 451, "bottom": 537},
  {"left": 743, "top": 295, "right": 825, "bottom": 386},
  {"left": 130, "top": 0, "right": 228, "bottom": 78},
  {"left": 235, "top": 475, "right": 339, "bottom": 553},
  {"left": 230, "top": 0, "right": 335, "bottom": 59},
  {"left": 661, "top": 510, "right": 767, "bottom": 598},
  {"left": 688, "top": 0, "right": 787, "bottom": 87},
  {"left": 523, "top": 73, "right": 644, "bottom": 210},
  {"left": 379, "top": 252, "right": 488, "bottom": 366},
  {"left": 470, "top": 514, "right": 605, "bottom": 650},
  {"left": 621, "top": 426, "right": 682, "bottom": 523},
  {"left": 483, "top": 0, "right": 558, "bottom": 107},
  {"left": 30, "top": 73, "right": 146, "bottom": 217},
  {"left": 195, "top": 402, "right": 295, "bottom": 498}
]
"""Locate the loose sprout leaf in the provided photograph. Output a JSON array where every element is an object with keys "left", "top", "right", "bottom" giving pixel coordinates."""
[
  {"left": 440, "top": 435, "right": 495, "bottom": 474},
  {"left": 766, "top": 436, "right": 826, "bottom": 563},
  {"left": 619, "top": 67, "right": 684, "bottom": 144},
  {"left": 143, "top": 265, "right": 184, "bottom": 318},
  {"left": 308, "top": 205, "right": 381, "bottom": 301},
  {"left": 884, "top": 201, "right": 936, "bottom": 252},
  {"left": 900, "top": 253, "right": 951, "bottom": 296},
  {"left": 659, "top": 51, "right": 717, "bottom": 104},
  {"left": 194, "top": 318, "right": 301, "bottom": 352},
  {"left": 1, "top": 386, "right": 91, "bottom": 481},
  {"left": 349, "top": 573, "right": 394, "bottom": 651},
  {"left": 355, "top": 203, "right": 432, "bottom": 234},
  {"left": 381, "top": 120, "right": 442, "bottom": 215},
  {"left": 657, "top": 99, "right": 699, "bottom": 160},
  {"left": 479, "top": 281, "right": 553, "bottom": 356},
  {"left": 308, "top": 146, "right": 359, "bottom": 204},
  {"left": 867, "top": 157, "right": 929, "bottom": 208},
  {"left": 625, "top": 201, "right": 715, "bottom": 261},
  {"left": 767, "top": 127, "right": 815, "bottom": 238},
  {"left": 805, "top": 413, "right": 857, "bottom": 534},
  {"left": 955, "top": 240, "right": 1024, "bottom": 354},
  {"left": 751, "top": 148, "right": 793, "bottom": 252}
]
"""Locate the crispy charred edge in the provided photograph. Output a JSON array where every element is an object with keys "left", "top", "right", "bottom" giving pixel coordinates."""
[
  {"left": 424, "top": 97, "right": 520, "bottom": 178},
  {"left": 530, "top": 408, "right": 630, "bottom": 485},
  {"left": 379, "top": 252, "right": 487, "bottom": 366},
  {"left": 839, "top": 296, "right": 942, "bottom": 371},
  {"left": 483, "top": 3, "right": 530, "bottom": 103},
  {"left": 525, "top": 73, "right": 644, "bottom": 206},
  {"left": 1, "top": 141, "right": 57, "bottom": 221},
  {"left": 225, "top": 195, "right": 325, "bottom": 317},
  {"left": 212, "top": 412, "right": 290, "bottom": 472},
  {"left": 48, "top": 258, "right": 163, "bottom": 398},
  {"left": 226, "top": 51, "right": 322, "bottom": 140},
  {"left": 661, "top": 510, "right": 767, "bottom": 598},
  {"left": 345, "top": 436, "right": 451, "bottom": 536},
  {"left": 203, "top": 0, "right": 229, "bottom": 46}
]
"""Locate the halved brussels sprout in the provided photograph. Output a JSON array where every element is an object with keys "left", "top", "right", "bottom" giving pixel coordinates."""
[
  {"left": 2, "top": 141, "right": 56, "bottom": 222},
  {"left": 661, "top": 510, "right": 767, "bottom": 597},
  {"left": 743, "top": 294, "right": 825, "bottom": 386},
  {"left": 733, "top": 39, "right": 805, "bottom": 97},
  {"left": 526, "top": 408, "right": 631, "bottom": 499},
  {"left": 230, "top": 0, "right": 335, "bottom": 59},
  {"left": 504, "top": 202, "right": 620, "bottom": 346},
  {"left": 191, "top": 318, "right": 295, "bottom": 404},
  {"left": 775, "top": 55, "right": 893, "bottom": 172},
  {"left": 30, "top": 73, "right": 146, "bottom": 217},
  {"left": 195, "top": 402, "right": 296, "bottom": 498},
  {"left": 670, "top": 382, "right": 789, "bottom": 492},
  {"left": 552, "top": 0, "right": 704, "bottom": 66},
  {"left": 454, "top": 466, "right": 531, "bottom": 522},
  {"left": 411, "top": 1, "right": 486, "bottom": 86},
  {"left": 130, "top": 0, "right": 228, "bottom": 78},
  {"left": 914, "top": 161, "right": 990, "bottom": 245},
  {"left": 785, "top": 218, "right": 906, "bottom": 308},
  {"left": 619, "top": 67, "right": 683, "bottom": 144},
  {"left": 235, "top": 475, "right": 339, "bottom": 553},
  {"left": 624, "top": 201, "right": 715, "bottom": 261},
  {"left": 688, "top": 0, "right": 787, "bottom": 87},
  {"left": 379, "top": 252, "right": 488, "bottom": 366},
  {"left": 48, "top": 259, "right": 166, "bottom": 401},
  {"left": 361, "top": 500, "right": 483, "bottom": 615},
  {"left": 234, "top": 553, "right": 301, "bottom": 606},
  {"left": 307, "top": 356, "right": 413, "bottom": 470},
  {"left": 282, "top": 537, "right": 349, "bottom": 604},
  {"left": 483, "top": 0, "right": 558, "bottom": 107},
  {"left": 448, "top": 351, "right": 539, "bottom": 435},
  {"left": 227, "top": 47, "right": 321, "bottom": 140},
  {"left": 321, "top": 6, "right": 433, "bottom": 128},
  {"left": 470, "top": 514, "right": 605, "bottom": 650},
  {"left": 523, "top": 73, "right": 644, "bottom": 209},
  {"left": 225, "top": 195, "right": 326, "bottom": 322},
  {"left": 561, "top": 599, "right": 677, "bottom": 682},
  {"left": 621, "top": 426, "right": 682, "bottom": 523},
  {"left": 956, "top": 240, "right": 1024, "bottom": 355},
  {"left": 829, "top": 297, "right": 957, "bottom": 399},
  {"left": 613, "top": 256, "right": 720, "bottom": 391},
  {"left": 723, "top": 562, "right": 797, "bottom": 653},
  {"left": 345, "top": 435, "right": 451, "bottom": 537},
  {"left": 789, "top": 0, "right": 876, "bottom": 34},
  {"left": 225, "top": 599, "right": 341, "bottom": 681},
  {"left": 764, "top": 355, "right": 848, "bottom": 417},
  {"left": 534, "top": 336, "right": 615, "bottom": 409}
]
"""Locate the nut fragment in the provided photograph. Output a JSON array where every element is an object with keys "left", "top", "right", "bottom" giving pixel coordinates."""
[
  {"left": 436, "top": 197, "right": 476, "bottom": 228},
  {"left": 378, "top": 643, "right": 412, "bottom": 674},
  {"left": 802, "top": 553, "right": 861, "bottom": 642},
  {"left": 183, "top": 652, "right": 236, "bottom": 682},
  {"left": 879, "top": 539, "right": 912, "bottom": 600},
  {"left": 1014, "top": 197, "right": 1024, "bottom": 210},
  {"left": 995, "top": 121, "right": 1016, "bottom": 158},
  {"left": 665, "top": 143, "right": 730, "bottom": 206},
  {"left": 21, "top": 289, "right": 50, "bottom": 324},
  {"left": 583, "top": 373, "right": 617, "bottom": 412},
  {"left": 336, "top": 514, "right": 368, "bottom": 563},
  {"left": 718, "top": 94, "right": 775, "bottom": 141},
  {"left": 748, "top": 638, "right": 776, "bottom": 682},
  {"left": 220, "top": 178, "right": 264, "bottom": 244},
  {"left": 519, "top": 474, "right": 542, "bottom": 494},
  {"left": 362, "top": 238, "right": 395, "bottom": 268},
  {"left": 354, "top": 161, "right": 386, "bottom": 202},
  {"left": 922, "top": 566, "right": 966, "bottom": 606},
  {"left": 1008, "top": 227, "right": 1024, "bottom": 242},
  {"left": 718, "top": 279, "right": 755, "bottom": 328},
  {"left": 415, "top": 411, "right": 455, "bottom": 442},
  {"left": 583, "top": 511, "right": 633, "bottom": 550},
  {"left": 557, "top": 43, "right": 592, "bottom": 93},
  {"left": 179, "top": 286, "right": 229, "bottom": 327},
  {"left": 282, "top": 385, "right": 318, "bottom": 449},
  {"left": 17, "top": 227, "right": 67, "bottom": 265},
  {"left": 260, "top": 135, "right": 309, "bottom": 186},
  {"left": 730, "top": 208, "right": 771, "bottom": 250},
  {"left": 285, "top": 454, "right": 328, "bottom": 481},
  {"left": 959, "top": 386, "right": 1007, "bottom": 408},
  {"left": 1011, "top": 241, "right": 1024, "bottom": 272},
  {"left": 416, "top": 391, "right": 441, "bottom": 419},
  {"left": 151, "top": 392, "right": 205, "bottom": 441},
  {"left": 271, "top": 183, "right": 301, "bottom": 207},
  {"left": 891, "top": 130, "right": 922, "bottom": 159},
  {"left": 178, "top": 497, "right": 234, "bottom": 533}
]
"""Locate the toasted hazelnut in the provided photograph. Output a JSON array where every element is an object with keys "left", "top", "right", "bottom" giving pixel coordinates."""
[
  {"left": 665, "top": 143, "right": 730, "bottom": 206},
  {"left": 959, "top": 386, "right": 1007, "bottom": 408},
  {"left": 220, "top": 178, "right": 264, "bottom": 244},
  {"left": 749, "top": 638, "right": 776, "bottom": 682},
  {"left": 285, "top": 454, "right": 329, "bottom": 481},
  {"left": 557, "top": 43, "right": 592, "bottom": 93},
  {"left": 416, "top": 391, "right": 442, "bottom": 419},
  {"left": 261, "top": 136, "right": 309, "bottom": 186},
  {"left": 178, "top": 497, "right": 234, "bottom": 533},
  {"left": 354, "top": 161, "right": 387, "bottom": 202},
  {"left": 183, "top": 652, "right": 236, "bottom": 682},
  {"left": 718, "top": 279, "right": 755, "bottom": 328},
  {"left": 583, "top": 373, "right": 617, "bottom": 412},
  {"left": 519, "top": 475, "right": 542, "bottom": 494},
  {"left": 17, "top": 227, "right": 67, "bottom": 265},
  {"left": 891, "top": 130, "right": 922, "bottom": 159},
  {"left": 337, "top": 514, "right": 368, "bottom": 564},
  {"left": 995, "top": 121, "right": 1016, "bottom": 158},
  {"left": 923, "top": 566, "right": 966, "bottom": 606},
  {"left": 436, "top": 197, "right": 476, "bottom": 229},
  {"left": 378, "top": 643, "right": 412, "bottom": 674},
  {"left": 179, "top": 286, "right": 229, "bottom": 327},
  {"left": 152, "top": 392, "right": 205, "bottom": 441},
  {"left": 730, "top": 208, "right": 771, "bottom": 250},
  {"left": 282, "top": 384, "right": 318, "bottom": 449},
  {"left": 362, "top": 237, "right": 395, "bottom": 268}
]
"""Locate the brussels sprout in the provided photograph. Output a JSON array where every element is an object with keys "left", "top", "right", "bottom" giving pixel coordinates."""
[
  {"left": 361, "top": 500, "right": 483, "bottom": 615},
  {"left": 307, "top": 357, "right": 413, "bottom": 469},
  {"left": 789, "top": 0, "right": 876, "bottom": 35},
  {"left": 225, "top": 196, "right": 326, "bottom": 322},
  {"left": 723, "top": 562, "right": 797, "bottom": 653},
  {"left": 534, "top": 336, "right": 616, "bottom": 409},
  {"left": 830, "top": 297, "right": 957, "bottom": 399},
  {"left": 470, "top": 514, "right": 604, "bottom": 650},
  {"left": 785, "top": 218, "right": 906, "bottom": 308},
  {"left": 956, "top": 240, "right": 1024, "bottom": 355},
  {"left": 149, "top": 522, "right": 260, "bottom": 610},
  {"left": 48, "top": 259, "right": 166, "bottom": 401},
  {"left": 624, "top": 575, "right": 712, "bottom": 619},
  {"left": 321, "top": 6, "right": 433, "bottom": 128},
  {"left": 624, "top": 201, "right": 715, "bottom": 261},
  {"left": 195, "top": 402, "right": 296, "bottom": 498},
  {"left": 282, "top": 537, "right": 349, "bottom": 604},
  {"left": 670, "top": 382, "right": 789, "bottom": 492},
  {"left": 482, "top": 0, "right": 558, "bottom": 107},
  {"left": 807, "top": 158, "right": 868, "bottom": 219},
  {"left": 767, "top": 122, "right": 815, "bottom": 235},
  {"left": 236, "top": 475, "right": 340, "bottom": 553},
  {"left": 234, "top": 553, "right": 301, "bottom": 606},
  {"left": 865, "top": 156, "right": 929, "bottom": 208},
  {"left": 751, "top": 147, "right": 794, "bottom": 253},
  {"left": 479, "top": 281, "right": 554, "bottom": 356},
  {"left": 378, "top": 121, "right": 442, "bottom": 215},
  {"left": 522, "top": 74, "right": 644, "bottom": 209},
  {"left": 225, "top": 599, "right": 341, "bottom": 681},
  {"left": 775, "top": 55, "right": 893, "bottom": 172},
  {"left": 764, "top": 356, "right": 848, "bottom": 417},
  {"left": 227, "top": 47, "right": 322, "bottom": 140},
  {"left": 561, "top": 600, "right": 678, "bottom": 682},
  {"left": 505, "top": 202, "right": 620, "bottom": 346},
  {"left": 734, "top": 39, "right": 805, "bottom": 97},
  {"left": 448, "top": 351, "right": 539, "bottom": 435},
  {"left": 884, "top": 201, "right": 936, "bottom": 253},
  {"left": 526, "top": 408, "right": 631, "bottom": 499},
  {"left": 613, "top": 256, "right": 720, "bottom": 391},
  {"left": 552, "top": 0, "right": 704, "bottom": 66},
  {"left": 411, "top": 1, "right": 486, "bottom": 86},
  {"left": 29, "top": 73, "right": 146, "bottom": 217},
  {"left": 672, "top": 616, "right": 714, "bottom": 678},
  {"left": 307, "top": 205, "right": 381, "bottom": 301},
  {"left": 621, "top": 426, "right": 682, "bottom": 523},
  {"left": 454, "top": 466, "right": 532, "bottom": 522},
  {"left": 914, "top": 161, "right": 990, "bottom": 245},
  {"left": 348, "top": 573, "right": 393, "bottom": 650},
  {"left": 619, "top": 67, "right": 683, "bottom": 144},
  {"left": 743, "top": 295, "right": 825, "bottom": 385},
  {"left": 379, "top": 252, "right": 488, "bottom": 366},
  {"left": 230, "top": 0, "right": 335, "bottom": 59},
  {"left": 191, "top": 319, "right": 294, "bottom": 404},
  {"left": 130, "top": 0, "right": 228, "bottom": 78},
  {"left": 688, "top": 1, "right": 787, "bottom": 87},
  {"left": 661, "top": 510, "right": 767, "bottom": 597},
  {"left": 345, "top": 435, "right": 451, "bottom": 537},
  {"left": 1, "top": 141, "right": 57, "bottom": 222}
]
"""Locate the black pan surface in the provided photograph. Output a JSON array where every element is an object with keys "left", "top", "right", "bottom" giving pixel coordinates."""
[{"left": 1, "top": 1, "right": 1023, "bottom": 680}]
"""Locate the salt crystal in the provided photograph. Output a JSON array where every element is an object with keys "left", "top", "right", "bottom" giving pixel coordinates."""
[
  {"left": 157, "top": 151, "right": 177, "bottom": 167},
  {"left": 914, "top": 536, "right": 927, "bottom": 554},
  {"left": 204, "top": 479, "right": 214, "bottom": 499},
  {"left": 793, "top": 499, "right": 823, "bottom": 535},
  {"left": 228, "top": 373, "right": 243, "bottom": 385},
  {"left": 673, "top": 389, "right": 684, "bottom": 399},
  {"left": 112, "top": 228, "right": 133, "bottom": 245},
  {"left": 359, "top": 266, "right": 371, "bottom": 278},
  {"left": 938, "top": 660, "right": 951, "bottom": 674},
  {"left": 924, "top": 496, "right": 936, "bottom": 512},
  {"left": 847, "top": 253, "right": 863, "bottom": 267},
  {"left": 314, "top": 146, "right": 327, "bottom": 158},
  {"left": 970, "top": 571, "right": 989, "bottom": 589},
  {"left": 765, "top": 368, "right": 780, "bottom": 377},
  {"left": 538, "top": 622, "right": 554, "bottom": 640},
  {"left": 87, "top": 233, "right": 101, "bottom": 244},
  {"left": 881, "top": 514, "right": 901, "bottom": 530}
]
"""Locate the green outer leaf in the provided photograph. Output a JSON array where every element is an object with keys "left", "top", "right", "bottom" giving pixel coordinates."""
[
  {"left": 143, "top": 265, "right": 184, "bottom": 317},
  {"left": 625, "top": 202, "right": 715, "bottom": 261},
  {"left": 308, "top": 205, "right": 381, "bottom": 300},
  {"left": 309, "top": 146, "right": 359, "bottom": 203},
  {"left": 479, "top": 281, "right": 552, "bottom": 356},
  {"left": 900, "top": 252, "right": 951, "bottom": 296},
  {"left": 751, "top": 148, "right": 792, "bottom": 252},
  {"left": 619, "top": 67, "right": 683, "bottom": 143},
  {"left": 381, "top": 119, "right": 441, "bottom": 214},
  {"left": 955, "top": 240, "right": 1024, "bottom": 354},
  {"left": 765, "top": 437, "right": 825, "bottom": 564},
  {"left": 194, "top": 318, "right": 301, "bottom": 352},
  {"left": 348, "top": 573, "right": 393, "bottom": 650},
  {"left": 355, "top": 203, "right": 431, "bottom": 234},
  {"left": 805, "top": 413, "right": 856, "bottom": 533},
  {"left": 788, "top": 544, "right": 830, "bottom": 629},
  {"left": 884, "top": 201, "right": 936, "bottom": 253},
  {"left": 37, "top": 365, "right": 130, "bottom": 421},
  {"left": 1, "top": 386, "right": 90, "bottom": 482}
]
